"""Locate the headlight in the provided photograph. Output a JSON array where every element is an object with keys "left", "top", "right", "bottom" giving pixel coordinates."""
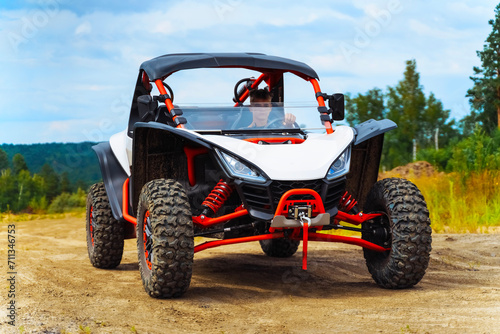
[
  {"left": 326, "top": 148, "right": 351, "bottom": 180},
  {"left": 216, "top": 149, "right": 267, "bottom": 183}
]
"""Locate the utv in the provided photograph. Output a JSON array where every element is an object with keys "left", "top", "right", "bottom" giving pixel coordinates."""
[{"left": 86, "top": 53, "right": 432, "bottom": 298}]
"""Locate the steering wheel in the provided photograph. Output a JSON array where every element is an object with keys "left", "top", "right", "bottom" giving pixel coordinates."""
[
  {"left": 233, "top": 78, "right": 254, "bottom": 104},
  {"left": 162, "top": 82, "right": 174, "bottom": 102},
  {"left": 264, "top": 118, "right": 300, "bottom": 129}
]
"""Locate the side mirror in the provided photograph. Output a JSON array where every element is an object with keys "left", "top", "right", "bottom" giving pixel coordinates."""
[
  {"left": 328, "top": 93, "right": 344, "bottom": 121},
  {"left": 137, "top": 95, "right": 158, "bottom": 120}
]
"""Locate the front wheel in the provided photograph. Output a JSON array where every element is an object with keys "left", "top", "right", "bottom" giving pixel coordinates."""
[
  {"left": 362, "top": 178, "right": 432, "bottom": 289},
  {"left": 136, "top": 179, "right": 194, "bottom": 298}
]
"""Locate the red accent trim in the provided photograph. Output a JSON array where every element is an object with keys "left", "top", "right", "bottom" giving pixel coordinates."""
[
  {"left": 302, "top": 222, "right": 308, "bottom": 270},
  {"left": 183, "top": 147, "right": 208, "bottom": 186},
  {"left": 243, "top": 137, "right": 305, "bottom": 144},
  {"left": 122, "top": 178, "right": 137, "bottom": 225},
  {"left": 192, "top": 208, "right": 249, "bottom": 227},
  {"left": 89, "top": 206, "right": 94, "bottom": 246},
  {"left": 233, "top": 73, "right": 268, "bottom": 106},
  {"left": 334, "top": 211, "right": 383, "bottom": 226},
  {"left": 299, "top": 232, "right": 390, "bottom": 252},
  {"left": 143, "top": 210, "right": 152, "bottom": 270},
  {"left": 310, "top": 79, "right": 333, "bottom": 134},
  {"left": 194, "top": 232, "right": 285, "bottom": 253}
]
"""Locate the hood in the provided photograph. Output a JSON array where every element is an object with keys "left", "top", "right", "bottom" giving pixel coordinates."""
[{"left": 203, "top": 126, "right": 354, "bottom": 181}]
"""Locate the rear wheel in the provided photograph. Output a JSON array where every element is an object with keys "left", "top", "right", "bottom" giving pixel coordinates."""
[
  {"left": 137, "top": 179, "right": 194, "bottom": 298},
  {"left": 86, "top": 182, "right": 124, "bottom": 269},
  {"left": 259, "top": 238, "right": 300, "bottom": 258},
  {"left": 362, "top": 178, "right": 432, "bottom": 288}
]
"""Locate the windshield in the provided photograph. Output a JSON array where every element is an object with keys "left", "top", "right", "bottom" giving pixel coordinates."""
[{"left": 180, "top": 104, "right": 326, "bottom": 134}]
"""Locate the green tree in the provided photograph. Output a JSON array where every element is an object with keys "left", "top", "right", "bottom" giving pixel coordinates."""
[
  {"left": 345, "top": 88, "right": 386, "bottom": 126},
  {"left": 420, "top": 93, "right": 457, "bottom": 149},
  {"left": 0, "top": 149, "right": 9, "bottom": 172},
  {"left": 385, "top": 59, "right": 427, "bottom": 168},
  {"left": 60, "top": 171, "right": 72, "bottom": 193},
  {"left": 0, "top": 169, "right": 17, "bottom": 212},
  {"left": 39, "top": 163, "right": 60, "bottom": 201},
  {"left": 382, "top": 60, "right": 457, "bottom": 169},
  {"left": 12, "top": 153, "right": 28, "bottom": 175},
  {"left": 466, "top": 3, "right": 500, "bottom": 134}
]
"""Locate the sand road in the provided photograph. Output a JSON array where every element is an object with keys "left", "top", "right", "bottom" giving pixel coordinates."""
[{"left": 1, "top": 216, "right": 499, "bottom": 333}]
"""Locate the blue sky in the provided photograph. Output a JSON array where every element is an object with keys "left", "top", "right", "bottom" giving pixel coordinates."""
[{"left": 0, "top": 0, "right": 497, "bottom": 144}]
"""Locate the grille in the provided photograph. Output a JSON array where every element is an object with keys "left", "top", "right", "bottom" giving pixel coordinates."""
[
  {"left": 270, "top": 180, "right": 323, "bottom": 205},
  {"left": 241, "top": 184, "right": 272, "bottom": 210},
  {"left": 324, "top": 178, "right": 346, "bottom": 209},
  {"left": 239, "top": 178, "right": 346, "bottom": 213}
]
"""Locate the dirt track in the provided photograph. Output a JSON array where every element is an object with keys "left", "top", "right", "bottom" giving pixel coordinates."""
[{"left": 1, "top": 216, "right": 499, "bottom": 334}]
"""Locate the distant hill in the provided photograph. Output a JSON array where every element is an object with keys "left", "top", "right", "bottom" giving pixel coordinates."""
[{"left": 0, "top": 142, "right": 102, "bottom": 189}]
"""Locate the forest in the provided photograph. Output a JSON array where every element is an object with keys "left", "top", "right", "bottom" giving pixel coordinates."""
[{"left": 0, "top": 142, "right": 100, "bottom": 213}]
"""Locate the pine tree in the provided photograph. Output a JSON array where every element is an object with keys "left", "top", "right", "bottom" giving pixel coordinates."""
[
  {"left": 385, "top": 59, "right": 427, "bottom": 168},
  {"left": 60, "top": 172, "right": 72, "bottom": 193},
  {"left": 383, "top": 60, "right": 455, "bottom": 169},
  {"left": 12, "top": 153, "right": 29, "bottom": 175},
  {"left": 466, "top": 3, "right": 500, "bottom": 133},
  {"left": 39, "top": 163, "right": 60, "bottom": 201}
]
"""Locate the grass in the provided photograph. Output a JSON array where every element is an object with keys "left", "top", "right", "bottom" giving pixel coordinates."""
[
  {"left": 385, "top": 169, "right": 500, "bottom": 233},
  {"left": 0, "top": 210, "right": 85, "bottom": 224}
]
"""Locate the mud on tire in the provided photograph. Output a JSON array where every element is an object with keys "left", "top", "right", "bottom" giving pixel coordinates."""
[
  {"left": 259, "top": 238, "right": 300, "bottom": 258},
  {"left": 362, "top": 178, "right": 432, "bottom": 289},
  {"left": 86, "top": 182, "right": 125, "bottom": 269},
  {"left": 137, "top": 179, "right": 194, "bottom": 299}
]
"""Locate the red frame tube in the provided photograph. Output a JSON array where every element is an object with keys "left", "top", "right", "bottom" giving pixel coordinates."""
[
  {"left": 183, "top": 147, "right": 208, "bottom": 186},
  {"left": 310, "top": 78, "right": 333, "bottom": 134},
  {"left": 301, "top": 233, "right": 390, "bottom": 252},
  {"left": 192, "top": 208, "right": 249, "bottom": 227},
  {"left": 122, "top": 178, "right": 137, "bottom": 225},
  {"left": 334, "top": 211, "right": 383, "bottom": 226},
  {"left": 194, "top": 231, "right": 285, "bottom": 253},
  {"left": 154, "top": 79, "right": 184, "bottom": 129}
]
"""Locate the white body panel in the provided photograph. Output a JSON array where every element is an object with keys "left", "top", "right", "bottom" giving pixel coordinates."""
[
  {"left": 203, "top": 126, "right": 354, "bottom": 180},
  {"left": 109, "top": 126, "right": 354, "bottom": 181},
  {"left": 109, "top": 129, "right": 132, "bottom": 176}
]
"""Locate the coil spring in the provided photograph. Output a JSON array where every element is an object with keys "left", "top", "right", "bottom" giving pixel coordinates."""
[
  {"left": 339, "top": 191, "right": 358, "bottom": 213},
  {"left": 201, "top": 179, "right": 233, "bottom": 215}
]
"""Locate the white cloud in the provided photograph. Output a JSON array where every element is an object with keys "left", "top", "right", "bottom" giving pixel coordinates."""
[{"left": 75, "top": 21, "right": 91, "bottom": 35}]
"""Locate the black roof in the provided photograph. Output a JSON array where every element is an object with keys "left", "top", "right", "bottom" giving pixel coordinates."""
[{"left": 139, "top": 53, "right": 319, "bottom": 81}]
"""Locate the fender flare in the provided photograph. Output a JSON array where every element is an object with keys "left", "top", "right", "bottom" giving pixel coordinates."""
[
  {"left": 92, "top": 142, "right": 128, "bottom": 221},
  {"left": 353, "top": 119, "right": 397, "bottom": 145}
]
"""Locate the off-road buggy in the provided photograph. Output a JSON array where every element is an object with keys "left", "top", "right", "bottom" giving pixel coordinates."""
[{"left": 86, "top": 53, "right": 432, "bottom": 298}]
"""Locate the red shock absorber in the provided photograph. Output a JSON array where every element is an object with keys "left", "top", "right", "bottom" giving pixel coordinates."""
[
  {"left": 338, "top": 191, "right": 358, "bottom": 213},
  {"left": 201, "top": 179, "right": 233, "bottom": 216}
]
